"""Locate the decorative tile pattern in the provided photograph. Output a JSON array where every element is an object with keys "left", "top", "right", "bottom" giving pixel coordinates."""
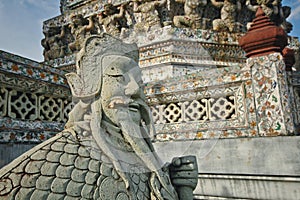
[
  {"left": 249, "top": 53, "right": 295, "bottom": 135},
  {"left": 1, "top": 87, "right": 72, "bottom": 123},
  {"left": 145, "top": 64, "right": 259, "bottom": 141},
  {"left": 0, "top": 52, "right": 67, "bottom": 86},
  {"left": 0, "top": 51, "right": 73, "bottom": 143}
]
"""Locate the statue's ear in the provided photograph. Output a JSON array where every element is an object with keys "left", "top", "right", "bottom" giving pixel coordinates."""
[
  {"left": 65, "top": 72, "right": 84, "bottom": 97},
  {"left": 67, "top": 34, "right": 139, "bottom": 98}
]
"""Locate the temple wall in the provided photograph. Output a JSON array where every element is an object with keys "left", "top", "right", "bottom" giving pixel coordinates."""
[
  {"left": 0, "top": 51, "right": 72, "bottom": 167},
  {"left": 154, "top": 136, "right": 300, "bottom": 199},
  {"left": 0, "top": 143, "right": 36, "bottom": 168}
]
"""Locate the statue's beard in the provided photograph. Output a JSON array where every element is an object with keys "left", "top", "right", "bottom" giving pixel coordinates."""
[
  {"left": 102, "top": 97, "right": 141, "bottom": 127},
  {"left": 101, "top": 100, "right": 154, "bottom": 167}
]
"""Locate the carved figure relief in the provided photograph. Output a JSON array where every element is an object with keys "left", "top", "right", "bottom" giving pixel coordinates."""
[
  {"left": 98, "top": 3, "right": 128, "bottom": 37},
  {"left": 246, "top": 0, "right": 293, "bottom": 32},
  {"left": 68, "top": 14, "right": 96, "bottom": 52},
  {"left": 132, "top": 0, "right": 167, "bottom": 32},
  {"left": 211, "top": 0, "right": 242, "bottom": 32},
  {"left": 173, "top": 0, "right": 207, "bottom": 29},
  {"left": 41, "top": 25, "right": 67, "bottom": 61}
]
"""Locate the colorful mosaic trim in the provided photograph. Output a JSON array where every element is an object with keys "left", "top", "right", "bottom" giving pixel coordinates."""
[
  {"left": 0, "top": 56, "right": 67, "bottom": 87},
  {"left": 0, "top": 118, "right": 64, "bottom": 143},
  {"left": 0, "top": 51, "right": 65, "bottom": 76},
  {"left": 154, "top": 129, "right": 258, "bottom": 142},
  {"left": 138, "top": 37, "right": 245, "bottom": 69},
  {"left": 0, "top": 72, "right": 70, "bottom": 98},
  {"left": 145, "top": 64, "right": 247, "bottom": 96}
]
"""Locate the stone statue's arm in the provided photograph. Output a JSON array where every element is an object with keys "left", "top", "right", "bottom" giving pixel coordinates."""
[
  {"left": 246, "top": 0, "right": 259, "bottom": 12},
  {"left": 57, "top": 25, "right": 66, "bottom": 40},
  {"left": 210, "top": 0, "right": 223, "bottom": 8},
  {"left": 114, "top": 4, "right": 126, "bottom": 19},
  {"left": 132, "top": 0, "right": 140, "bottom": 12},
  {"left": 175, "top": 0, "right": 186, "bottom": 4},
  {"left": 155, "top": 0, "right": 167, "bottom": 7},
  {"left": 237, "top": 0, "right": 242, "bottom": 11},
  {"left": 85, "top": 15, "right": 95, "bottom": 32},
  {"left": 272, "top": 0, "right": 280, "bottom": 15},
  {"left": 202, "top": 0, "right": 208, "bottom": 6}
]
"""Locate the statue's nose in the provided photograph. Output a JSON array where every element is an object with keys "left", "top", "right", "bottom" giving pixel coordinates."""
[{"left": 125, "top": 74, "right": 140, "bottom": 96}]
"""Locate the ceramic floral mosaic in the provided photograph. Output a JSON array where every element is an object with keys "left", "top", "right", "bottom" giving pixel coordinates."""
[{"left": 249, "top": 53, "right": 295, "bottom": 135}]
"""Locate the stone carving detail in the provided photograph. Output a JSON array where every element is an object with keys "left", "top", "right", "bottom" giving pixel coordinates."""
[
  {"left": 41, "top": 25, "right": 67, "bottom": 61},
  {"left": 246, "top": 0, "right": 293, "bottom": 32},
  {"left": 133, "top": 0, "right": 167, "bottom": 32},
  {"left": 8, "top": 90, "right": 37, "bottom": 120},
  {"left": 98, "top": 3, "right": 128, "bottom": 37},
  {"left": 42, "top": 0, "right": 294, "bottom": 62},
  {"left": 68, "top": 14, "right": 96, "bottom": 52},
  {"left": 144, "top": 64, "right": 261, "bottom": 140},
  {"left": 0, "top": 34, "right": 198, "bottom": 199},
  {"left": 173, "top": 0, "right": 208, "bottom": 29},
  {"left": 210, "top": 0, "right": 242, "bottom": 32}
]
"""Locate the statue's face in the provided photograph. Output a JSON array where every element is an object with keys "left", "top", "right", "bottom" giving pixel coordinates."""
[
  {"left": 186, "top": 0, "right": 200, "bottom": 8},
  {"left": 101, "top": 55, "right": 143, "bottom": 125}
]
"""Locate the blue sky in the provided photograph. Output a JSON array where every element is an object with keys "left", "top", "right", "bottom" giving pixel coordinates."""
[{"left": 0, "top": 0, "right": 299, "bottom": 62}]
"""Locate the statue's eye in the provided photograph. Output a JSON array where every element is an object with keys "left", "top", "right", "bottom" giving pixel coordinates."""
[{"left": 107, "top": 74, "right": 124, "bottom": 82}]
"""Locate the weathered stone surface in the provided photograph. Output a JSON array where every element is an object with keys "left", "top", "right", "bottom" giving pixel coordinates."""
[
  {"left": 30, "top": 189, "right": 50, "bottom": 200},
  {"left": 63, "top": 143, "right": 79, "bottom": 154},
  {"left": 59, "top": 153, "right": 76, "bottom": 166},
  {"left": 50, "top": 142, "right": 66, "bottom": 152},
  {"left": 74, "top": 156, "right": 90, "bottom": 170},
  {"left": 31, "top": 150, "right": 49, "bottom": 161},
  {"left": 85, "top": 171, "right": 99, "bottom": 185},
  {"left": 56, "top": 165, "right": 74, "bottom": 179},
  {"left": 36, "top": 176, "right": 55, "bottom": 191},
  {"left": 66, "top": 180, "right": 84, "bottom": 197},
  {"left": 41, "top": 162, "right": 59, "bottom": 176},
  {"left": 81, "top": 184, "right": 95, "bottom": 199},
  {"left": 88, "top": 159, "right": 101, "bottom": 173},
  {"left": 46, "top": 151, "right": 62, "bottom": 163},
  {"left": 20, "top": 174, "right": 39, "bottom": 188},
  {"left": 50, "top": 177, "right": 70, "bottom": 194},
  {"left": 71, "top": 168, "right": 87, "bottom": 182},
  {"left": 78, "top": 146, "right": 90, "bottom": 158},
  {"left": 24, "top": 160, "right": 45, "bottom": 174}
]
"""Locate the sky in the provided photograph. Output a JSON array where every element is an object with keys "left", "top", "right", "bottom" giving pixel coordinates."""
[{"left": 0, "top": 0, "right": 299, "bottom": 62}]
